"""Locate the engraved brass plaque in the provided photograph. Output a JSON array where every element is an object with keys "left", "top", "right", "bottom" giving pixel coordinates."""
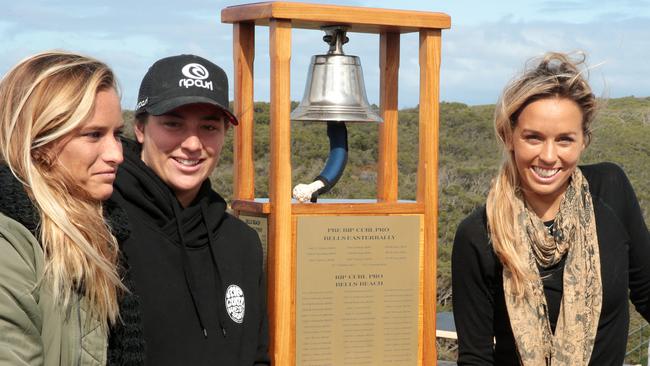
[
  {"left": 296, "top": 215, "right": 420, "bottom": 366},
  {"left": 240, "top": 214, "right": 268, "bottom": 271}
]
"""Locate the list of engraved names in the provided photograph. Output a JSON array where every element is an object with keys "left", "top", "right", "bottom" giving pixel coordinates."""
[{"left": 296, "top": 216, "right": 420, "bottom": 366}]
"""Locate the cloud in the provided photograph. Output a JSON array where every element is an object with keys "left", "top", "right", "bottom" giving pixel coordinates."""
[
  {"left": 0, "top": 1, "right": 247, "bottom": 108},
  {"left": 1, "top": 1, "right": 649, "bottom": 109},
  {"left": 440, "top": 16, "right": 650, "bottom": 104},
  {"left": 538, "top": 0, "right": 650, "bottom": 13}
]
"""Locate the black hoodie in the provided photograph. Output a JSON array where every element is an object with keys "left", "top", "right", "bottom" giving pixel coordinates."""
[{"left": 109, "top": 140, "right": 269, "bottom": 366}]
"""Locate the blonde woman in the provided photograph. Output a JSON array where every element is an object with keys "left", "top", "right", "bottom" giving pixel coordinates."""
[
  {"left": 0, "top": 51, "right": 125, "bottom": 365},
  {"left": 452, "top": 52, "right": 650, "bottom": 365}
]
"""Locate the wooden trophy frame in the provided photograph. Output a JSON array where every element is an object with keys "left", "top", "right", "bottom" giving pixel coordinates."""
[{"left": 221, "top": 3, "right": 450, "bottom": 365}]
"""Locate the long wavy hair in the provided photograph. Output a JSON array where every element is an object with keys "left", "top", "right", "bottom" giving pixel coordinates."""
[
  {"left": 0, "top": 51, "right": 123, "bottom": 326},
  {"left": 486, "top": 52, "right": 597, "bottom": 297}
]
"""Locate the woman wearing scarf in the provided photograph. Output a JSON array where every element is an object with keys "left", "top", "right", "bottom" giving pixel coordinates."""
[
  {"left": 451, "top": 52, "right": 650, "bottom": 365},
  {"left": 0, "top": 51, "right": 135, "bottom": 365}
]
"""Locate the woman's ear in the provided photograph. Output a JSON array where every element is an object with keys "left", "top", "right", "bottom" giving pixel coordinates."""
[
  {"left": 134, "top": 122, "right": 145, "bottom": 144},
  {"left": 32, "top": 147, "right": 56, "bottom": 169}
]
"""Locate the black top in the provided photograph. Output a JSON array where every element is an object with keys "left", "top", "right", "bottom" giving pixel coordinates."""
[
  {"left": 537, "top": 251, "right": 566, "bottom": 333},
  {"left": 109, "top": 140, "right": 270, "bottom": 366},
  {"left": 451, "top": 163, "right": 650, "bottom": 365}
]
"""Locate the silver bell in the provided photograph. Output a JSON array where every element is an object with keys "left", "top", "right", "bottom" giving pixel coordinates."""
[{"left": 291, "top": 26, "right": 383, "bottom": 123}]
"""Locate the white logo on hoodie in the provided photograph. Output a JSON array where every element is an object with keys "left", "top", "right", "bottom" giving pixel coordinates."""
[{"left": 225, "top": 284, "right": 245, "bottom": 323}]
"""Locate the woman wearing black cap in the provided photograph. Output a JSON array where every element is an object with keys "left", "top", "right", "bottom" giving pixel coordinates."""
[{"left": 108, "top": 54, "right": 269, "bottom": 366}]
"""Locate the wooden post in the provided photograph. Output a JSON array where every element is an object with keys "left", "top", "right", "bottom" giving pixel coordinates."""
[
  {"left": 417, "top": 29, "right": 441, "bottom": 366},
  {"left": 233, "top": 22, "right": 256, "bottom": 201},
  {"left": 268, "top": 18, "right": 295, "bottom": 366},
  {"left": 378, "top": 32, "right": 400, "bottom": 202}
]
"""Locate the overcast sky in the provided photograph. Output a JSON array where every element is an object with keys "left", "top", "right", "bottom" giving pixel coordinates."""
[{"left": 1, "top": 0, "right": 648, "bottom": 108}]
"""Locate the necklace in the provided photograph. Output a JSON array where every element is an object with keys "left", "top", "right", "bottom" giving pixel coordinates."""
[{"left": 544, "top": 220, "right": 555, "bottom": 237}]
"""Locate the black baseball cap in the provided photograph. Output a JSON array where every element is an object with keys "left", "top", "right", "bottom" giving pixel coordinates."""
[{"left": 135, "top": 54, "right": 238, "bottom": 125}]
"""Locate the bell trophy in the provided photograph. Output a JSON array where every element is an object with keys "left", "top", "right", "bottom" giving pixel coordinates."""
[{"left": 221, "top": 2, "right": 451, "bottom": 365}]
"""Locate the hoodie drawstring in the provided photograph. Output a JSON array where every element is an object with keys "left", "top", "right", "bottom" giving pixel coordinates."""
[
  {"left": 172, "top": 203, "right": 209, "bottom": 339},
  {"left": 201, "top": 201, "right": 228, "bottom": 338}
]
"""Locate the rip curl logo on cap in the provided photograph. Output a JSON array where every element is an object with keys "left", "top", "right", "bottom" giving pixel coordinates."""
[
  {"left": 179, "top": 63, "right": 213, "bottom": 90},
  {"left": 181, "top": 63, "right": 209, "bottom": 80},
  {"left": 225, "top": 284, "right": 245, "bottom": 323}
]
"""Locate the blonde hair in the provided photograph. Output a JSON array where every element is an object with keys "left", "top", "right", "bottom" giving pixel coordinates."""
[
  {"left": 0, "top": 51, "right": 123, "bottom": 326},
  {"left": 486, "top": 52, "right": 597, "bottom": 297}
]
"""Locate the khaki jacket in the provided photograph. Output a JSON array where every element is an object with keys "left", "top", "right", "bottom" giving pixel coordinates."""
[{"left": 0, "top": 213, "right": 107, "bottom": 365}]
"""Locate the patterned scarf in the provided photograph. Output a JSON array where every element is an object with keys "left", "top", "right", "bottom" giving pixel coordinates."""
[{"left": 503, "top": 168, "right": 602, "bottom": 365}]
